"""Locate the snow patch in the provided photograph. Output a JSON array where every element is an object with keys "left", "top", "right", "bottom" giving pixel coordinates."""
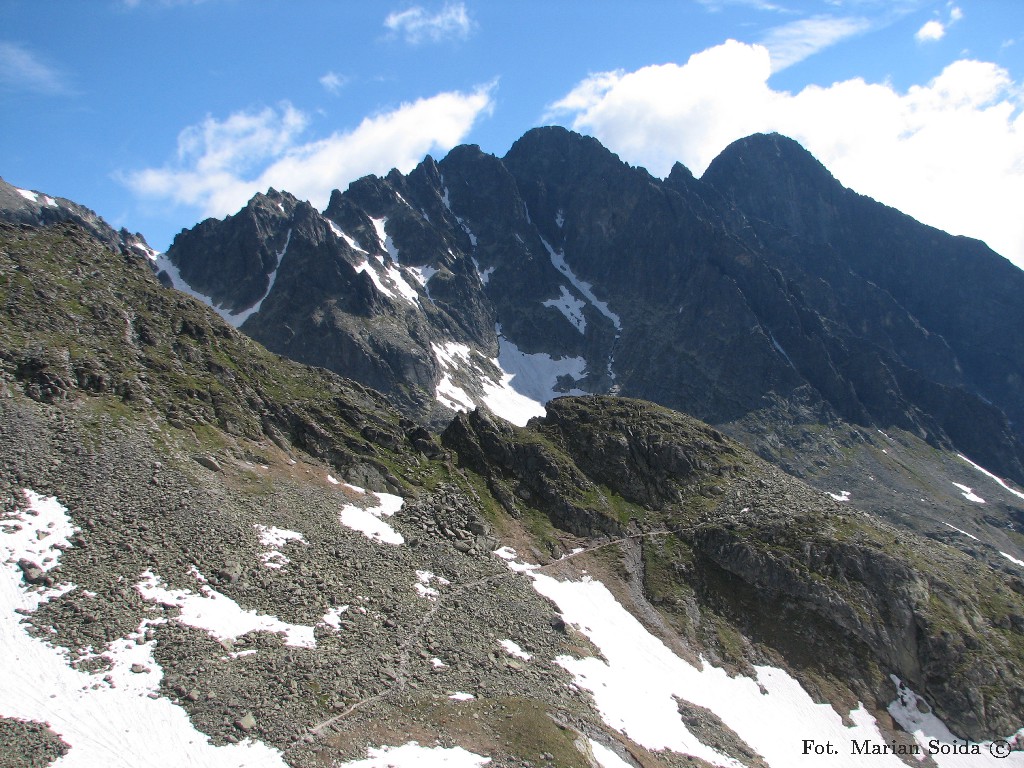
[
  {"left": 409, "top": 265, "right": 438, "bottom": 288},
  {"left": 414, "top": 570, "right": 450, "bottom": 601},
  {"left": 436, "top": 373, "right": 475, "bottom": 412},
  {"left": 370, "top": 216, "right": 400, "bottom": 262},
  {"left": 354, "top": 258, "right": 420, "bottom": 307},
  {"left": 480, "top": 330, "right": 587, "bottom": 427},
  {"left": 385, "top": 264, "right": 421, "bottom": 305},
  {"left": 338, "top": 487, "right": 405, "bottom": 546},
  {"left": 543, "top": 285, "right": 587, "bottom": 334},
  {"left": 354, "top": 259, "right": 397, "bottom": 299},
  {"left": 952, "top": 483, "right": 985, "bottom": 503},
  {"left": 588, "top": 739, "right": 632, "bottom": 768},
  {"left": 320, "top": 605, "right": 349, "bottom": 631},
  {"left": 336, "top": 741, "right": 490, "bottom": 767},
  {"left": 471, "top": 257, "right": 494, "bottom": 284},
  {"left": 326, "top": 218, "right": 367, "bottom": 253},
  {"left": 254, "top": 524, "right": 306, "bottom": 569},
  {"left": 16, "top": 187, "right": 38, "bottom": 203},
  {"left": 448, "top": 692, "right": 475, "bottom": 701},
  {"left": 137, "top": 569, "right": 317, "bottom": 648},
  {"left": 432, "top": 342, "right": 478, "bottom": 412},
  {"left": 499, "top": 639, "right": 531, "bottom": 660},
  {"left": 829, "top": 491, "right": 851, "bottom": 502},
  {"left": 770, "top": 333, "right": 796, "bottom": 369},
  {"left": 555, "top": 209, "right": 565, "bottom": 228}
]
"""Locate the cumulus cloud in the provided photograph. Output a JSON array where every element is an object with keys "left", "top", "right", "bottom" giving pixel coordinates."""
[
  {"left": 547, "top": 40, "right": 1024, "bottom": 268},
  {"left": 916, "top": 19, "right": 946, "bottom": 42},
  {"left": 0, "top": 41, "right": 69, "bottom": 94},
  {"left": 124, "top": 85, "right": 494, "bottom": 218},
  {"left": 384, "top": 3, "right": 473, "bottom": 44},
  {"left": 760, "top": 16, "right": 872, "bottom": 72}
]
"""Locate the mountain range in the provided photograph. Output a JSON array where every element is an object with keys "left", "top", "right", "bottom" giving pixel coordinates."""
[{"left": 1, "top": 127, "right": 1023, "bottom": 767}]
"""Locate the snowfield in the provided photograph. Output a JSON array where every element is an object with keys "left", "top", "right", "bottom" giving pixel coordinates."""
[{"left": 494, "top": 547, "right": 1024, "bottom": 768}]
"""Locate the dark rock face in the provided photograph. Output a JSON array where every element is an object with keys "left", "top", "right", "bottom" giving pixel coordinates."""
[
  {"left": 701, "top": 132, "right": 1024, "bottom": 478},
  {"left": 167, "top": 189, "right": 298, "bottom": 313},
  {"left": 159, "top": 128, "right": 1024, "bottom": 490}
]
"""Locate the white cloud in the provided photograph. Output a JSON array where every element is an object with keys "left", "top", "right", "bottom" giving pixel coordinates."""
[
  {"left": 384, "top": 2, "right": 473, "bottom": 44},
  {"left": 916, "top": 19, "right": 946, "bottom": 42},
  {"left": 124, "top": 85, "right": 494, "bottom": 218},
  {"left": 916, "top": 5, "right": 963, "bottom": 43},
  {"left": 760, "top": 16, "right": 871, "bottom": 72},
  {"left": 0, "top": 41, "right": 68, "bottom": 94},
  {"left": 319, "top": 71, "right": 348, "bottom": 95},
  {"left": 547, "top": 41, "right": 1024, "bottom": 269}
]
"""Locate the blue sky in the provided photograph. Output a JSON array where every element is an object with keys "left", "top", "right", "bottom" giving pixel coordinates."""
[{"left": 2, "top": 0, "right": 1023, "bottom": 267}]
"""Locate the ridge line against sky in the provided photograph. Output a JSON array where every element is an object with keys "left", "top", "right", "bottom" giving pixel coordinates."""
[{"left": 2, "top": 0, "right": 1023, "bottom": 268}]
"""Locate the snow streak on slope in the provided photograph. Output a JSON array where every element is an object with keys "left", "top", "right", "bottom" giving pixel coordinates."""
[
  {"left": 1003, "top": 552, "right": 1024, "bottom": 567},
  {"left": 0, "top": 490, "right": 288, "bottom": 767},
  {"left": 889, "top": 676, "right": 1024, "bottom": 767},
  {"left": 325, "top": 217, "right": 368, "bottom": 253},
  {"left": 491, "top": 547, "right": 1005, "bottom": 768},
  {"left": 481, "top": 331, "right": 587, "bottom": 426},
  {"left": 353, "top": 259, "right": 421, "bottom": 307},
  {"left": 431, "top": 342, "right": 476, "bottom": 412},
  {"left": 370, "top": 216, "right": 400, "bottom": 262},
  {"left": 154, "top": 230, "right": 291, "bottom": 328},
  {"left": 958, "top": 453, "right": 1024, "bottom": 502},
  {"left": 539, "top": 236, "right": 621, "bottom": 330},
  {"left": 543, "top": 285, "right": 587, "bottom": 334},
  {"left": 943, "top": 522, "right": 980, "bottom": 541}
]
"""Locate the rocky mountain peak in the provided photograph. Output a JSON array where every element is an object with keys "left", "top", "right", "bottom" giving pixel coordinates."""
[
  {"left": 702, "top": 132, "right": 843, "bottom": 243},
  {"left": 147, "top": 127, "right": 1024, "bottom": 560}
]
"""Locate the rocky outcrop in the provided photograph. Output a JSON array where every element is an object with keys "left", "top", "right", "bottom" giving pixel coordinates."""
[{"left": 0, "top": 175, "right": 154, "bottom": 258}]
